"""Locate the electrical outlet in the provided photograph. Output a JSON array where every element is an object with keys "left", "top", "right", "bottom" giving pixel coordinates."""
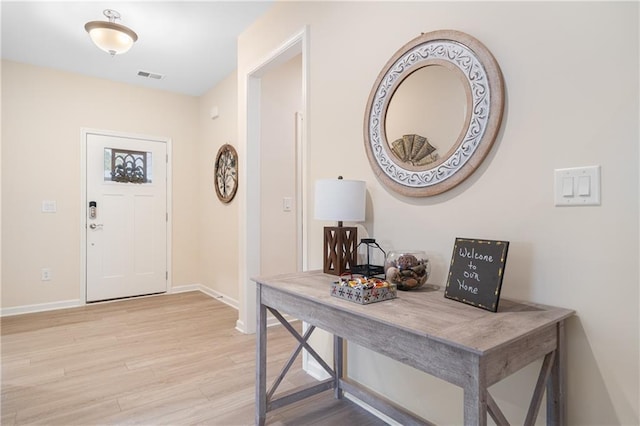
[
  {"left": 41, "top": 200, "right": 57, "bottom": 213},
  {"left": 41, "top": 268, "right": 52, "bottom": 281}
]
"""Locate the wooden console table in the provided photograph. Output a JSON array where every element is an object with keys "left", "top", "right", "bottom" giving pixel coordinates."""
[{"left": 254, "top": 270, "right": 573, "bottom": 425}]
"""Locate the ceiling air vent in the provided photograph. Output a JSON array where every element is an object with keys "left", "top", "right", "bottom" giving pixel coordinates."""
[{"left": 137, "top": 70, "right": 164, "bottom": 80}]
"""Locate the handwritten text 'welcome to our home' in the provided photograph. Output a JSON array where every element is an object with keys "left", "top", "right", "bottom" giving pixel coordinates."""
[{"left": 456, "top": 247, "right": 494, "bottom": 295}]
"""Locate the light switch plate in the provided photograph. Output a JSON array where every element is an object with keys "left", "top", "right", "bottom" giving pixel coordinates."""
[
  {"left": 554, "top": 166, "right": 601, "bottom": 206},
  {"left": 282, "top": 197, "right": 293, "bottom": 212}
]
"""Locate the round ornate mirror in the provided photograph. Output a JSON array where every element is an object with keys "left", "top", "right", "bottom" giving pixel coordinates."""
[{"left": 364, "top": 30, "right": 505, "bottom": 197}]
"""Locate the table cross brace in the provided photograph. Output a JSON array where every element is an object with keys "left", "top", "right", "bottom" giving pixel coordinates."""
[
  {"left": 267, "top": 321, "right": 316, "bottom": 401},
  {"left": 266, "top": 307, "right": 336, "bottom": 398},
  {"left": 525, "top": 350, "right": 556, "bottom": 426},
  {"left": 487, "top": 392, "right": 510, "bottom": 425},
  {"left": 485, "top": 349, "right": 557, "bottom": 426}
]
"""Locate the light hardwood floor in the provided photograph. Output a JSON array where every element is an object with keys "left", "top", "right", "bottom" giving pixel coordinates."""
[{"left": 1, "top": 291, "right": 386, "bottom": 425}]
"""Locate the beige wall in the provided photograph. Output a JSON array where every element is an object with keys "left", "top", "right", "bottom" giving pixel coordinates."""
[
  {"left": 260, "top": 55, "right": 302, "bottom": 277},
  {"left": 238, "top": 1, "right": 639, "bottom": 424},
  {"left": 1, "top": 60, "right": 200, "bottom": 308},
  {"left": 198, "top": 73, "right": 241, "bottom": 302}
]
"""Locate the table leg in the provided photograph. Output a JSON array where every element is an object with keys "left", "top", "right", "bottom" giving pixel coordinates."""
[
  {"left": 464, "top": 389, "right": 488, "bottom": 425},
  {"left": 547, "top": 321, "right": 566, "bottom": 425},
  {"left": 464, "top": 359, "right": 487, "bottom": 426},
  {"left": 256, "top": 285, "right": 267, "bottom": 426},
  {"left": 334, "top": 335, "right": 343, "bottom": 399}
]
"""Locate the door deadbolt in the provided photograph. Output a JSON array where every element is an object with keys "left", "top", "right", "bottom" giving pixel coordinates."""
[{"left": 89, "top": 201, "right": 97, "bottom": 219}]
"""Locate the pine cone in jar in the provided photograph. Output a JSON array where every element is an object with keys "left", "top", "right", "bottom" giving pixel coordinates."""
[{"left": 397, "top": 254, "right": 419, "bottom": 269}]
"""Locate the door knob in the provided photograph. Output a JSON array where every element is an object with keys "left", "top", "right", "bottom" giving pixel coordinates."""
[{"left": 89, "top": 223, "right": 103, "bottom": 230}]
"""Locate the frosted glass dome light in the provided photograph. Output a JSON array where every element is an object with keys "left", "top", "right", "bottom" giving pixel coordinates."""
[{"left": 85, "top": 9, "right": 138, "bottom": 56}]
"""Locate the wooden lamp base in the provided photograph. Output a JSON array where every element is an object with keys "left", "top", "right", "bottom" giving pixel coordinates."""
[{"left": 323, "top": 226, "right": 358, "bottom": 276}]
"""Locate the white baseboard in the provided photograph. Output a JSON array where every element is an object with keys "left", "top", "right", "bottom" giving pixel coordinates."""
[
  {"left": 171, "top": 284, "right": 293, "bottom": 333},
  {"left": 169, "top": 283, "right": 201, "bottom": 293},
  {"left": 236, "top": 312, "right": 295, "bottom": 334},
  {"left": 303, "top": 354, "right": 332, "bottom": 381},
  {"left": 1, "top": 283, "right": 238, "bottom": 318},
  {"left": 0, "top": 299, "right": 83, "bottom": 317},
  {"left": 171, "top": 283, "right": 239, "bottom": 310},
  {"left": 235, "top": 319, "right": 247, "bottom": 333}
]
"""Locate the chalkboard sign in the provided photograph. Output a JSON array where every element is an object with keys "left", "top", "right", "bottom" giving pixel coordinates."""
[{"left": 445, "top": 238, "right": 509, "bottom": 312}]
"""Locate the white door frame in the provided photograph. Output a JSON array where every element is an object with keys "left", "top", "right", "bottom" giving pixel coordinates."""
[
  {"left": 80, "top": 128, "right": 173, "bottom": 303},
  {"left": 237, "top": 27, "right": 309, "bottom": 334}
]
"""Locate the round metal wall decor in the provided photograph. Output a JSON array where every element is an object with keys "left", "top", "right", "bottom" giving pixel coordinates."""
[
  {"left": 214, "top": 144, "right": 238, "bottom": 203},
  {"left": 363, "top": 30, "right": 505, "bottom": 197}
]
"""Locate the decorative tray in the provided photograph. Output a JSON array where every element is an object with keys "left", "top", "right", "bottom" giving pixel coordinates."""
[{"left": 330, "top": 275, "right": 397, "bottom": 305}]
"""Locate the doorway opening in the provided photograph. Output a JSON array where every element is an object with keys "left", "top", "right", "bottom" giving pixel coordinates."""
[{"left": 238, "top": 27, "right": 309, "bottom": 334}]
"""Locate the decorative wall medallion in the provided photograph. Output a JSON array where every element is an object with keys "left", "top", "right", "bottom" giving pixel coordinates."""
[
  {"left": 214, "top": 144, "right": 238, "bottom": 203},
  {"left": 364, "top": 30, "right": 505, "bottom": 197}
]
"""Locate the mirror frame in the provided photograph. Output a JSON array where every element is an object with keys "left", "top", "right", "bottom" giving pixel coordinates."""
[{"left": 364, "top": 29, "right": 505, "bottom": 197}]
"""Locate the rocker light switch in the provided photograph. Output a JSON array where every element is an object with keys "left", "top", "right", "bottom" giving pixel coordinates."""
[
  {"left": 562, "top": 177, "right": 574, "bottom": 197},
  {"left": 578, "top": 176, "right": 591, "bottom": 196},
  {"left": 554, "top": 166, "right": 601, "bottom": 206}
]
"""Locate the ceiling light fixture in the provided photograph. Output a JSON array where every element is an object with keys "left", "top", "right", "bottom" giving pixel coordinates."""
[{"left": 85, "top": 9, "right": 138, "bottom": 56}]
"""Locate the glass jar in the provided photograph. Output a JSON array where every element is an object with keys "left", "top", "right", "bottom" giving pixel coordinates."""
[{"left": 385, "top": 250, "right": 430, "bottom": 291}]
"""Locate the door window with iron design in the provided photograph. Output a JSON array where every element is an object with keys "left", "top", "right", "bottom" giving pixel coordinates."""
[{"left": 104, "top": 148, "right": 153, "bottom": 183}]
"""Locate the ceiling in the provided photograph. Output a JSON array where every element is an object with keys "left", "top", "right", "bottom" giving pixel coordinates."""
[{"left": 1, "top": 1, "right": 274, "bottom": 96}]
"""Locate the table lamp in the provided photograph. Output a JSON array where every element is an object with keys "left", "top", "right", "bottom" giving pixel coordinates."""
[{"left": 314, "top": 177, "right": 366, "bottom": 275}]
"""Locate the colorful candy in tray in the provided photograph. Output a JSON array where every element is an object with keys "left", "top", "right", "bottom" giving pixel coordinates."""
[
  {"left": 331, "top": 274, "right": 397, "bottom": 305},
  {"left": 336, "top": 275, "right": 390, "bottom": 289}
]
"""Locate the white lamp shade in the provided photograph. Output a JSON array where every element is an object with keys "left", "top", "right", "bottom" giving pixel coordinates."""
[
  {"left": 314, "top": 179, "right": 366, "bottom": 222},
  {"left": 85, "top": 21, "right": 137, "bottom": 55}
]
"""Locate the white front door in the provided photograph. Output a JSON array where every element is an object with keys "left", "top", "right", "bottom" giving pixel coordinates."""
[{"left": 86, "top": 133, "right": 168, "bottom": 302}]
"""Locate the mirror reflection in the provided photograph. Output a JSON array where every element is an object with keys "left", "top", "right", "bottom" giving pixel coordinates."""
[
  {"left": 363, "top": 29, "right": 505, "bottom": 197},
  {"left": 385, "top": 64, "right": 468, "bottom": 169}
]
